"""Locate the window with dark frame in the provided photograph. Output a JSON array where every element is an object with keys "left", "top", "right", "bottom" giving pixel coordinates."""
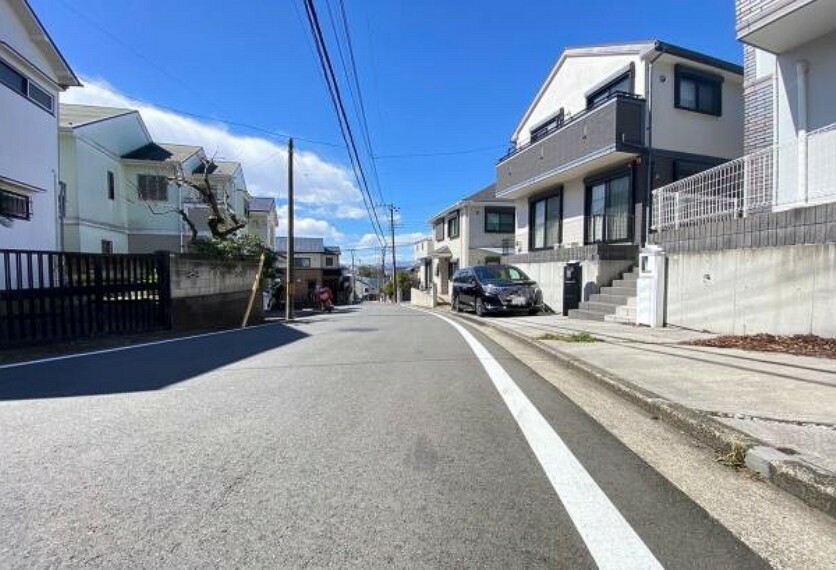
[
  {"left": 0, "top": 59, "right": 54, "bottom": 113},
  {"left": 0, "top": 189, "right": 31, "bottom": 220},
  {"left": 586, "top": 72, "right": 632, "bottom": 109},
  {"left": 107, "top": 171, "right": 115, "bottom": 200},
  {"left": 447, "top": 213, "right": 460, "bottom": 239},
  {"left": 485, "top": 208, "right": 515, "bottom": 233},
  {"left": 434, "top": 221, "right": 444, "bottom": 241},
  {"left": 529, "top": 109, "right": 564, "bottom": 143},
  {"left": 295, "top": 257, "right": 312, "bottom": 268},
  {"left": 673, "top": 160, "right": 714, "bottom": 181},
  {"left": 137, "top": 174, "right": 168, "bottom": 201},
  {"left": 585, "top": 172, "right": 632, "bottom": 244},
  {"left": 675, "top": 65, "right": 723, "bottom": 116},
  {"left": 529, "top": 192, "right": 561, "bottom": 250},
  {"left": 325, "top": 257, "right": 334, "bottom": 267},
  {"left": 101, "top": 240, "right": 113, "bottom": 254}
]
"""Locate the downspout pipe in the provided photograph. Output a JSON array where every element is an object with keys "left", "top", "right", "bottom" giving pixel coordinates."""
[
  {"left": 796, "top": 60, "right": 809, "bottom": 203},
  {"left": 644, "top": 44, "right": 667, "bottom": 246}
]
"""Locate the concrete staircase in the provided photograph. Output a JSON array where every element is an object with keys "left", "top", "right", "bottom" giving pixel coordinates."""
[{"left": 568, "top": 267, "right": 638, "bottom": 323}]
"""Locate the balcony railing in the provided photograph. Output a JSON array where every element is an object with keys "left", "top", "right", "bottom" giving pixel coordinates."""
[
  {"left": 496, "top": 92, "right": 646, "bottom": 197},
  {"left": 498, "top": 92, "right": 645, "bottom": 164},
  {"left": 652, "top": 122, "right": 836, "bottom": 231}
]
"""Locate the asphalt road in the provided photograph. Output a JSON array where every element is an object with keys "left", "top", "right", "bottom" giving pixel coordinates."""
[{"left": 0, "top": 304, "right": 769, "bottom": 568}]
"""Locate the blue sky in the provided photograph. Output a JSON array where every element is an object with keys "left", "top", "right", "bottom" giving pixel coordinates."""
[{"left": 33, "top": 0, "right": 742, "bottom": 263}]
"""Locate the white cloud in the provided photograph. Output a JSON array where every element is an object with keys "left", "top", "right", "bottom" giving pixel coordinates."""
[{"left": 62, "top": 78, "right": 367, "bottom": 218}]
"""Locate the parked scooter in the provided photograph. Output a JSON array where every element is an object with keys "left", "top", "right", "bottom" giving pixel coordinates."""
[{"left": 315, "top": 285, "right": 334, "bottom": 313}]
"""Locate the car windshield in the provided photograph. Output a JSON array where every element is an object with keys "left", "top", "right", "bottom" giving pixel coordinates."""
[{"left": 474, "top": 265, "right": 530, "bottom": 283}]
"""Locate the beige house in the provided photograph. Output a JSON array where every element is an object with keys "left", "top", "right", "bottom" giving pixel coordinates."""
[{"left": 425, "top": 184, "right": 515, "bottom": 301}]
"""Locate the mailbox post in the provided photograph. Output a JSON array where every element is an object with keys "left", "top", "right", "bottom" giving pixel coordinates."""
[
  {"left": 636, "top": 245, "right": 666, "bottom": 327},
  {"left": 562, "top": 262, "right": 582, "bottom": 316}
]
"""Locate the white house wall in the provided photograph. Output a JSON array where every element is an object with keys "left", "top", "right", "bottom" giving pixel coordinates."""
[
  {"left": 0, "top": 67, "right": 59, "bottom": 251},
  {"left": 775, "top": 29, "right": 836, "bottom": 143},
  {"left": 650, "top": 59, "right": 744, "bottom": 159},
  {"left": 60, "top": 134, "right": 130, "bottom": 253},
  {"left": 0, "top": 1, "right": 56, "bottom": 82},
  {"left": 516, "top": 52, "right": 645, "bottom": 147},
  {"left": 76, "top": 113, "right": 150, "bottom": 157}
]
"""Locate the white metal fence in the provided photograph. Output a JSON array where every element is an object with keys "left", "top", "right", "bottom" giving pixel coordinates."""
[{"left": 652, "top": 122, "right": 836, "bottom": 231}]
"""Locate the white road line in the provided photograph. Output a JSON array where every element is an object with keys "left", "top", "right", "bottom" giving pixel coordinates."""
[
  {"left": 0, "top": 321, "right": 285, "bottom": 370},
  {"left": 430, "top": 312, "right": 663, "bottom": 570}
]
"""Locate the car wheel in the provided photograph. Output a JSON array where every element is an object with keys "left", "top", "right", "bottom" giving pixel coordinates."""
[
  {"left": 453, "top": 296, "right": 461, "bottom": 312},
  {"left": 475, "top": 297, "right": 485, "bottom": 317}
]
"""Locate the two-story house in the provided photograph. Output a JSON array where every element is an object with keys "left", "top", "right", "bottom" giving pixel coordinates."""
[
  {"left": 427, "top": 184, "right": 515, "bottom": 301},
  {"left": 496, "top": 41, "right": 743, "bottom": 317},
  {"left": 644, "top": 2, "right": 836, "bottom": 337},
  {"left": 247, "top": 197, "right": 278, "bottom": 249},
  {"left": 275, "top": 237, "right": 342, "bottom": 306},
  {"left": 1, "top": 0, "right": 80, "bottom": 251},
  {"left": 60, "top": 103, "right": 252, "bottom": 254},
  {"left": 59, "top": 104, "right": 152, "bottom": 253}
]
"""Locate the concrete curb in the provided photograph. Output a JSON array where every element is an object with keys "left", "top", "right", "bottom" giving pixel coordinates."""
[{"left": 447, "top": 310, "right": 836, "bottom": 519}]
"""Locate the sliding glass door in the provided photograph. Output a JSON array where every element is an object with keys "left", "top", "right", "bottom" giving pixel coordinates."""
[{"left": 585, "top": 173, "right": 632, "bottom": 244}]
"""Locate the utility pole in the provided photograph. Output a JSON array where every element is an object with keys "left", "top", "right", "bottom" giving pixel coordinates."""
[
  {"left": 389, "top": 205, "right": 399, "bottom": 303},
  {"left": 349, "top": 248, "right": 356, "bottom": 304},
  {"left": 380, "top": 245, "right": 386, "bottom": 302},
  {"left": 285, "top": 138, "right": 294, "bottom": 321},
  {"left": 378, "top": 203, "right": 399, "bottom": 303}
]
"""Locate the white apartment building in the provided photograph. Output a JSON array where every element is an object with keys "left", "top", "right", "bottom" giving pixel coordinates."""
[
  {"left": 0, "top": 0, "right": 80, "bottom": 251},
  {"left": 247, "top": 196, "right": 278, "bottom": 249}
]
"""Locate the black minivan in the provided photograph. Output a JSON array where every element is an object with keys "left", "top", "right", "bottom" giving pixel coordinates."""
[{"left": 451, "top": 264, "right": 544, "bottom": 316}]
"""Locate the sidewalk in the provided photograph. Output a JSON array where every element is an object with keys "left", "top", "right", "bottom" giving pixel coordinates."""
[{"left": 442, "top": 308, "right": 836, "bottom": 516}]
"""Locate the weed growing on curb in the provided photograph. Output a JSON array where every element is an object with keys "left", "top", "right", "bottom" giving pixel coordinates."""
[
  {"left": 716, "top": 444, "right": 748, "bottom": 468},
  {"left": 539, "top": 332, "right": 598, "bottom": 343}
]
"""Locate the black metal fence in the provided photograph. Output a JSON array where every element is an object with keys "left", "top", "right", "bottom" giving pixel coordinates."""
[{"left": 0, "top": 249, "right": 171, "bottom": 347}]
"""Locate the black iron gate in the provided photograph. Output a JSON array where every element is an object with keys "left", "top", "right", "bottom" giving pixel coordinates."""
[{"left": 0, "top": 249, "right": 171, "bottom": 347}]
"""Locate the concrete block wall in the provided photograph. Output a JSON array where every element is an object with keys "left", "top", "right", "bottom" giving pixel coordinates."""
[
  {"left": 650, "top": 202, "right": 836, "bottom": 254},
  {"left": 169, "top": 255, "right": 262, "bottom": 330}
]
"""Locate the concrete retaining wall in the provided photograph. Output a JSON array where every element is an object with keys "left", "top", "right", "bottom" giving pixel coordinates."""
[
  {"left": 410, "top": 286, "right": 436, "bottom": 309},
  {"left": 666, "top": 244, "right": 836, "bottom": 336},
  {"left": 507, "top": 244, "right": 637, "bottom": 313},
  {"left": 169, "top": 255, "right": 262, "bottom": 331}
]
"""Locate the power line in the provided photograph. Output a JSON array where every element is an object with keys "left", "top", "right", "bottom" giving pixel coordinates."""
[
  {"left": 332, "top": 0, "right": 385, "bottom": 205},
  {"left": 301, "top": 0, "right": 385, "bottom": 244}
]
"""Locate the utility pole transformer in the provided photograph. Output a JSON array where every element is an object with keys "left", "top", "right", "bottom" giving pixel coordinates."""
[{"left": 285, "top": 138, "right": 294, "bottom": 321}]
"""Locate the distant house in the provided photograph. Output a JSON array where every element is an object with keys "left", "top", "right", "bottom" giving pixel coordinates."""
[
  {"left": 59, "top": 103, "right": 251, "bottom": 254},
  {"left": 426, "top": 184, "right": 514, "bottom": 301},
  {"left": 1, "top": 0, "right": 80, "bottom": 250},
  {"left": 247, "top": 197, "right": 278, "bottom": 250},
  {"left": 496, "top": 41, "right": 744, "bottom": 318},
  {"left": 275, "top": 237, "right": 342, "bottom": 305}
]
